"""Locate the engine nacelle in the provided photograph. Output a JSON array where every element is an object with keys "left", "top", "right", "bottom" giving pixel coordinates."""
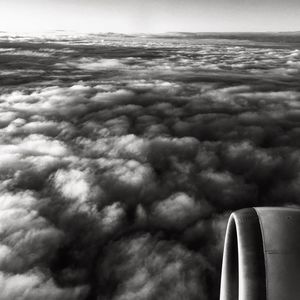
[{"left": 220, "top": 207, "right": 300, "bottom": 300}]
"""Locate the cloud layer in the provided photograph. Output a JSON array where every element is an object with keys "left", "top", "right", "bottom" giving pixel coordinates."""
[{"left": 0, "top": 33, "right": 299, "bottom": 299}]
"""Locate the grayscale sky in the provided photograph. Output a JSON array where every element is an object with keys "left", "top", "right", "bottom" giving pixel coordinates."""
[{"left": 0, "top": 0, "right": 300, "bottom": 33}]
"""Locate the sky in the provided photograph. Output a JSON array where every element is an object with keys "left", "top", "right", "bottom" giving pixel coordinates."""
[{"left": 0, "top": 0, "right": 300, "bottom": 34}]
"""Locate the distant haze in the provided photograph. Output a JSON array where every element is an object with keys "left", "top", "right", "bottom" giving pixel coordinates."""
[{"left": 0, "top": 0, "right": 300, "bottom": 33}]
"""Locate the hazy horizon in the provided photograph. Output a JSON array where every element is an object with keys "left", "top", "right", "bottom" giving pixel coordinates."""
[
  {"left": 1, "top": 0, "right": 300, "bottom": 34},
  {"left": 1, "top": 29, "right": 300, "bottom": 37}
]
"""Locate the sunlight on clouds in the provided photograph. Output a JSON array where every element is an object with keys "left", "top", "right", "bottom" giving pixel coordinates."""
[{"left": 0, "top": 31, "right": 300, "bottom": 299}]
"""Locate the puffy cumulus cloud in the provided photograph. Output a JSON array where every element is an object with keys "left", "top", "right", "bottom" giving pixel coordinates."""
[
  {"left": 147, "top": 137, "right": 200, "bottom": 165},
  {"left": 99, "top": 202, "right": 126, "bottom": 233},
  {"left": 97, "top": 234, "right": 213, "bottom": 300},
  {"left": 0, "top": 111, "right": 18, "bottom": 128},
  {"left": 128, "top": 80, "right": 183, "bottom": 96},
  {"left": 0, "top": 33, "right": 300, "bottom": 299},
  {"left": 72, "top": 58, "right": 126, "bottom": 71},
  {"left": 10, "top": 135, "right": 69, "bottom": 157},
  {"left": 182, "top": 212, "right": 229, "bottom": 258},
  {"left": 97, "top": 158, "right": 157, "bottom": 204},
  {"left": 12, "top": 120, "right": 64, "bottom": 137},
  {"left": 90, "top": 89, "right": 136, "bottom": 108},
  {"left": 0, "top": 153, "right": 28, "bottom": 177},
  {"left": 81, "top": 134, "right": 148, "bottom": 161},
  {"left": 0, "top": 191, "right": 88, "bottom": 299},
  {"left": 221, "top": 141, "right": 281, "bottom": 179},
  {"left": 198, "top": 169, "right": 258, "bottom": 209},
  {"left": 53, "top": 168, "right": 102, "bottom": 212},
  {"left": 150, "top": 192, "right": 210, "bottom": 230},
  {"left": 0, "top": 85, "right": 96, "bottom": 118},
  {"left": 0, "top": 271, "right": 88, "bottom": 300}
]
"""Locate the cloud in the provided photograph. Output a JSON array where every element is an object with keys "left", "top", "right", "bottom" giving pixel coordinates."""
[
  {"left": 97, "top": 234, "right": 213, "bottom": 300},
  {"left": 0, "top": 33, "right": 299, "bottom": 299},
  {"left": 99, "top": 202, "right": 126, "bottom": 233},
  {"left": 75, "top": 58, "right": 125, "bottom": 71},
  {"left": 0, "top": 191, "right": 88, "bottom": 299},
  {"left": 198, "top": 169, "right": 258, "bottom": 209},
  {"left": 150, "top": 192, "right": 209, "bottom": 230},
  {"left": 53, "top": 168, "right": 102, "bottom": 211}
]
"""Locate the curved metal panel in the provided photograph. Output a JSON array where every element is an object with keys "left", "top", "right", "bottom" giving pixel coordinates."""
[
  {"left": 255, "top": 208, "right": 300, "bottom": 300},
  {"left": 220, "top": 208, "right": 266, "bottom": 300},
  {"left": 220, "top": 207, "right": 300, "bottom": 300}
]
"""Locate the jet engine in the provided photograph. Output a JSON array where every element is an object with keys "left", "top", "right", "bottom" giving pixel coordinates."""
[{"left": 220, "top": 207, "right": 300, "bottom": 300}]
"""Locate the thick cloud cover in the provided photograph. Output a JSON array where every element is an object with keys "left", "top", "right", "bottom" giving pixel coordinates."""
[{"left": 0, "top": 32, "right": 299, "bottom": 299}]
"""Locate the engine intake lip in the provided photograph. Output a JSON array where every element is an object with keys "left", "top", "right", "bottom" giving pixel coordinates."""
[{"left": 220, "top": 208, "right": 266, "bottom": 300}]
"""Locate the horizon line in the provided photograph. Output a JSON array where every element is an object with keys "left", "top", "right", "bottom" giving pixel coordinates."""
[{"left": 1, "top": 29, "right": 300, "bottom": 36}]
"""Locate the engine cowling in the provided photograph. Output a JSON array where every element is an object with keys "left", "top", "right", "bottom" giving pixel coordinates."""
[{"left": 220, "top": 207, "right": 300, "bottom": 300}]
